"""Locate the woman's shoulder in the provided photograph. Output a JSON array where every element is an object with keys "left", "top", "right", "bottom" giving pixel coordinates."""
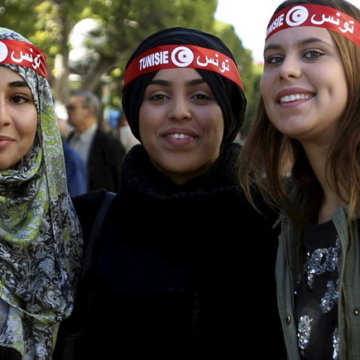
[
  {"left": 72, "top": 190, "right": 108, "bottom": 210},
  {"left": 71, "top": 190, "right": 110, "bottom": 239}
]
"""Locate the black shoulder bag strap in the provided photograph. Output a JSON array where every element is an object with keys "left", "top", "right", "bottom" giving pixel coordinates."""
[{"left": 81, "top": 191, "right": 116, "bottom": 280}]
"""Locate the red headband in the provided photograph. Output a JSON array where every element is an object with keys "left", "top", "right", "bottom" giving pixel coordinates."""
[
  {"left": 124, "top": 44, "right": 243, "bottom": 88},
  {"left": 0, "top": 39, "right": 48, "bottom": 78},
  {"left": 266, "top": 4, "right": 360, "bottom": 47}
]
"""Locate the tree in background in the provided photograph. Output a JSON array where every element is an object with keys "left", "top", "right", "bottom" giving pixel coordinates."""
[{"left": 0, "top": 0, "right": 259, "bottom": 129}]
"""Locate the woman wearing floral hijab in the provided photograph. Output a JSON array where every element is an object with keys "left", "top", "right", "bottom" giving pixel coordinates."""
[{"left": 0, "top": 27, "right": 82, "bottom": 359}]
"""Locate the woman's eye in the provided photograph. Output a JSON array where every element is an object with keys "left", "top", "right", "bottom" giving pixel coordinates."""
[
  {"left": 191, "top": 92, "right": 213, "bottom": 104},
  {"left": 193, "top": 93, "right": 210, "bottom": 100},
  {"left": 11, "top": 94, "right": 30, "bottom": 104},
  {"left": 147, "top": 93, "right": 168, "bottom": 102},
  {"left": 303, "top": 49, "right": 324, "bottom": 59},
  {"left": 264, "top": 54, "right": 284, "bottom": 65}
]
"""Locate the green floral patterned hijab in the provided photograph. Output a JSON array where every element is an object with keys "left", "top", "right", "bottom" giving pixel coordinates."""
[{"left": 0, "top": 28, "right": 82, "bottom": 359}]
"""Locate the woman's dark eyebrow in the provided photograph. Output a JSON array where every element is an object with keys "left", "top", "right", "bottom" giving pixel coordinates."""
[
  {"left": 148, "top": 78, "right": 206, "bottom": 87},
  {"left": 187, "top": 78, "right": 206, "bottom": 86},
  {"left": 9, "top": 80, "right": 29, "bottom": 88},
  {"left": 264, "top": 37, "right": 332, "bottom": 53},
  {"left": 148, "top": 79, "right": 170, "bottom": 86}
]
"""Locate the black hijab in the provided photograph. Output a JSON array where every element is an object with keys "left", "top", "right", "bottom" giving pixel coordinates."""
[{"left": 122, "top": 27, "right": 247, "bottom": 148}]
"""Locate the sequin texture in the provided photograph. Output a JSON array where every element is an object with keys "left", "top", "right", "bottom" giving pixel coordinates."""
[
  {"left": 321, "top": 280, "right": 339, "bottom": 313},
  {"left": 296, "top": 226, "right": 341, "bottom": 359},
  {"left": 333, "top": 328, "right": 339, "bottom": 359},
  {"left": 298, "top": 315, "right": 313, "bottom": 350},
  {"left": 304, "top": 238, "right": 340, "bottom": 289}
]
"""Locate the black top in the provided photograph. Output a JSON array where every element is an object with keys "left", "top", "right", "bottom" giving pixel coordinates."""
[
  {"left": 68, "top": 127, "right": 125, "bottom": 192},
  {"left": 54, "top": 144, "right": 286, "bottom": 359},
  {"left": 296, "top": 220, "right": 340, "bottom": 360}
]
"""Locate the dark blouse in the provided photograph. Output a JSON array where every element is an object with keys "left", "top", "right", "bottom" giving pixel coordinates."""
[
  {"left": 296, "top": 220, "right": 340, "bottom": 360},
  {"left": 54, "top": 144, "right": 286, "bottom": 359}
]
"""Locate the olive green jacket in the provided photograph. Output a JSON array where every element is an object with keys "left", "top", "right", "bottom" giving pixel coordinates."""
[{"left": 276, "top": 204, "right": 360, "bottom": 359}]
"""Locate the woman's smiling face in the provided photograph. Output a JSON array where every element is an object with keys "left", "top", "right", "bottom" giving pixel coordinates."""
[
  {"left": 261, "top": 26, "right": 348, "bottom": 148},
  {"left": 139, "top": 68, "right": 224, "bottom": 185},
  {"left": 0, "top": 66, "right": 37, "bottom": 170}
]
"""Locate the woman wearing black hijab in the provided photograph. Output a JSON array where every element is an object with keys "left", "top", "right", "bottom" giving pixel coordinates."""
[{"left": 55, "top": 27, "right": 285, "bottom": 359}]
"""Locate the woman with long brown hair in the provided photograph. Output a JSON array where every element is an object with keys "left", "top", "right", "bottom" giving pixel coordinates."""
[{"left": 240, "top": 0, "right": 360, "bottom": 358}]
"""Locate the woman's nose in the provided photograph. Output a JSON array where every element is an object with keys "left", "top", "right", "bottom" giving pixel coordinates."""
[
  {"left": 0, "top": 97, "right": 11, "bottom": 127},
  {"left": 168, "top": 95, "right": 191, "bottom": 121},
  {"left": 278, "top": 56, "right": 302, "bottom": 80}
]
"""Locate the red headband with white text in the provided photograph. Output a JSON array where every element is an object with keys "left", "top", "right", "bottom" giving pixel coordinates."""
[
  {"left": 0, "top": 39, "right": 48, "bottom": 78},
  {"left": 124, "top": 44, "right": 243, "bottom": 88},
  {"left": 266, "top": 4, "right": 360, "bottom": 47}
]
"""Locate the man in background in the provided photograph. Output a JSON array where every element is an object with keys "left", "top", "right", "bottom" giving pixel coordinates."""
[
  {"left": 55, "top": 102, "right": 88, "bottom": 196},
  {"left": 66, "top": 90, "right": 125, "bottom": 192}
]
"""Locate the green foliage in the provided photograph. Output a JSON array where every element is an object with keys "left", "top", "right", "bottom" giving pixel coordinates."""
[
  {"left": 242, "top": 63, "right": 263, "bottom": 136},
  {"left": 0, "top": 0, "right": 40, "bottom": 37},
  {"left": 0, "top": 0, "right": 260, "bottom": 126}
]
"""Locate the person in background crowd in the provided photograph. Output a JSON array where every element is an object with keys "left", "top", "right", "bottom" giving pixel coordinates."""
[
  {"left": 55, "top": 102, "right": 88, "bottom": 196},
  {"left": 54, "top": 26, "right": 285, "bottom": 359},
  {"left": 0, "top": 27, "right": 82, "bottom": 359},
  {"left": 66, "top": 90, "right": 125, "bottom": 192},
  {"left": 240, "top": 0, "right": 360, "bottom": 358},
  {"left": 55, "top": 101, "right": 72, "bottom": 138},
  {"left": 62, "top": 140, "right": 88, "bottom": 196},
  {"left": 118, "top": 112, "right": 140, "bottom": 153}
]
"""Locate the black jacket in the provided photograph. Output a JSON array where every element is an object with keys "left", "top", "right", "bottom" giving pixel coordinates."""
[
  {"left": 84, "top": 127, "right": 125, "bottom": 192},
  {"left": 55, "top": 144, "right": 286, "bottom": 359}
]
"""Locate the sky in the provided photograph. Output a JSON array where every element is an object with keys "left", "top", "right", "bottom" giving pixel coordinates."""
[{"left": 215, "top": 0, "right": 360, "bottom": 63}]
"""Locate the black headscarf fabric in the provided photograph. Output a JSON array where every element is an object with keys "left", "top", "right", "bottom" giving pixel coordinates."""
[{"left": 122, "top": 27, "right": 247, "bottom": 148}]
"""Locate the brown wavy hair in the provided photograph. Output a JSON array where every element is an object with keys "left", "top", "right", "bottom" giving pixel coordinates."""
[{"left": 239, "top": 0, "right": 360, "bottom": 222}]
